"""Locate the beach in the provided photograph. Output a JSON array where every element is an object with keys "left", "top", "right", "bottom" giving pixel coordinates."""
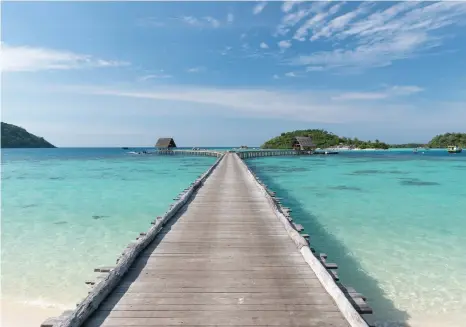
[
  {"left": 1, "top": 148, "right": 465, "bottom": 327},
  {"left": 1, "top": 302, "right": 62, "bottom": 327}
]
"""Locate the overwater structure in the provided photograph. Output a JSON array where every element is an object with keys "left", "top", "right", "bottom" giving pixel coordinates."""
[{"left": 42, "top": 142, "right": 372, "bottom": 327}]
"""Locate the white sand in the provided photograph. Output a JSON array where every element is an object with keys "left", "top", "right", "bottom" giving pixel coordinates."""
[{"left": 1, "top": 301, "right": 63, "bottom": 327}]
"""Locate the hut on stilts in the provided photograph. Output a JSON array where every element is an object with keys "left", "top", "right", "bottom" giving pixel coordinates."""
[
  {"left": 155, "top": 138, "right": 177, "bottom": 151},
  {"left": 292, "top": 136, "right": 316, "bottom": 153}
]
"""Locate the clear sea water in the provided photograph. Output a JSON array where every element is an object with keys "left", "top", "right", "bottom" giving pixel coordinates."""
[
  {"left": 246, "top": 150, "right": 466, "bottom": 327},
  {"left": 1, "top": 148, "right": 217, "bottom": 309},
  {"left": 2, "top": 148, "right": 465, "bottom": 327}
]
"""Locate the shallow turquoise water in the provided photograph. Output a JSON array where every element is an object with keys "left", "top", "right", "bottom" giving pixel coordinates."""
[
  {"left": 246, "top": 151, "right": 466, "bottom": 327},
  {"left": 2, "top": 148, "right": 465, "bottom": 327},
  {"left": 1, "top": 149, "right": 216, "bottom": 308}
]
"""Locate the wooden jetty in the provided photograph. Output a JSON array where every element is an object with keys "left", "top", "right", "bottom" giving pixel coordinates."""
[
  {"left": 42, "top": 152, "right": 372, "bottom": 327},
  {"left": 236, "top": 149, "right": 313, "bottom": 159},
  {"left": 153, "top": 149, "right": 223, "bottom": 157},
  {"left": 150, "top": 149, "right": 312, "bottom": 158}
]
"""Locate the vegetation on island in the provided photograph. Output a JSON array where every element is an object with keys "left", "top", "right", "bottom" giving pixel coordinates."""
[
  {"left": 1, "top": 122, "right": 55, "bottom": 148},
  {"left": 261, "top": 129, "right": 390, "bottom": 150},
  {"left": 427, "top": 133, "right": 466, "bottom": 148},
  {"left": 388, "top": 143, "right": 425, "bottom": 148},
  {"left": 262, "top": 130, "right": 466, "bottom": 150}
]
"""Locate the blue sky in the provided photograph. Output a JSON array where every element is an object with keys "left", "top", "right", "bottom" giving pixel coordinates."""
[{"left": 2, "top": 1, "right": 466, "bottom": 147}]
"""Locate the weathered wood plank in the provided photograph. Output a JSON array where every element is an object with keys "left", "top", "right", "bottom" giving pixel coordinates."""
[
  {"left": 101, "top": 293, "right": 336, "bottom": 306},
  {"left": 113, "top": 277, "right": 320, "bottom": 288},
  {"left": 59, "top": 153, "right": 368, "bottom": 327},
  {"left": 113, "top": 286, "right": 326, "bottom": 294},
  {"left": 97, "top": 304, "right": 341, "bottom": 312},
  {"left": 85, "top": 315, "right": 349, "bottom": 327}
]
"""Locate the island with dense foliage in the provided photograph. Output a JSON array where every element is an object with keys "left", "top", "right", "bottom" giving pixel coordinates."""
[
  {"left": 427, "top": 133, "right": 466, "bottom": 148},
  {"left": 261, "top": 129, "right": 390, "bottom": 150},
  {"left": 1, "top": 122, "right": 55, "bottom": 148},
  {"left": 388, "top": 143, "right": 425, "bottom": 148}
]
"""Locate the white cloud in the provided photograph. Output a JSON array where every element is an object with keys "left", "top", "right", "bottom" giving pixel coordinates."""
[
  {"left": 204, "top": 16, "right": 220, "bottom": 28},
  {"left": 273, "top": 74, "right": 280, "bottom": 79},
  {"left": 187, "top": 66, "right": 205, "bottom": 73},
  {"left": 138, "top": 74, "right": 172, "bottom": 81},
  {"left": 332, "top": 92, "right": 388, "bottom": 101},
  {"left": 288, "top": 2, "right": 466, "bottom": 71},
  {"left": 253, "top": 1, "right": 267, "bottom": 15},
  {"left": 181, "top": 16, "right": 200, "bottom": 26},
  {"left": 293, "top": 3, "right": 343, "bottom": 41},
  {"left": 310, "top": 3, "right": 371, "bottom": 41},
  {"left": 278, "top": 40, "right": 292, "bottom": 50},
  {"left": 220, "top": 46, "right": 232, "bottom": 56},
  {"left": 181, "top": 16, "right": 220, "bottom": 28},
  {"left": 332, "top": 85, "right": 423, "bottom": 101},
  {"left": 282, "top": 1, "right": 302, "bottom": 13},
  {"left": 306, "top": 66, "right": 324, "bottom": 72},
  {"left": 240, "top": 33, "right": 247, "bottom": 40},
  {"left": 227, "top": 13, "right": 234, "bottom": 23},
  {"left": 276, "top": 1, "right": 335, "bottom": 37},
  {"left": 291, "top": 32, "right": 431, "bottom": 70},
  {"left": 285, "top": 72, "right": 297, "bottom": 77},
  {"left": 260, "top": 42, "right": 269, "bottom": 49},
  {"left": 389, "top": 85, "right": 424, "bottom": 96},
  {"left": 1, "top": 44, "right": 129, "bottom": 72},
  {"left": 66, "top": 84, "right": 462, "bottom": 127}
]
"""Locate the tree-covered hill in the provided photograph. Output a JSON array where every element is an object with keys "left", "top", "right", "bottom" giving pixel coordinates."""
[
  {"left": 388, "top": 143, "right": 425, "bottom": 148},
  {"left": 1, "top": 122, "right": 55, "bottom": 148},
  {"left": 427, "top": 133, "right": 466, "bottom": 148},
  {"left": 261, "top": 129, "right": 389, "bottom": 149}
]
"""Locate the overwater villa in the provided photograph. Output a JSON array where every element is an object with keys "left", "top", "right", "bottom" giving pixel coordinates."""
[
  {"left": 292, "top": 136, "right": 316, "bottom": 152},
  {"left": 155, "top": 137, "right": 177, "bottom": 150}
]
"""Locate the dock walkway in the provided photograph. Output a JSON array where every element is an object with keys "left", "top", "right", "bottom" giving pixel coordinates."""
[{"left": 48, "top": 153, "right": 370, "bottom": 327}]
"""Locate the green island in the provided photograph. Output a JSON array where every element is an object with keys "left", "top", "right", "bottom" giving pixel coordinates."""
[
  {"left": 262, "top": 129, "right": 390, "bottom": 149},
  {"left": 427, "top": 133, "right": 466, "bottom": 148},
  {"left": 261, "top": 129, "right": 466, "bottom": 150},
  {"left": 1, "top": 122, "right": 55, "bottom": 148}
]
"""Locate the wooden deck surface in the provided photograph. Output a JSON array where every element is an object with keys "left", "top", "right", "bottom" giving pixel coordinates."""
[{"left": 82, "top": 153, "right": 350, "bottom": 327}]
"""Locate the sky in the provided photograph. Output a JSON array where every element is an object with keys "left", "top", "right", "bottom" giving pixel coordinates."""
[{"left": 2, "top": 0, "right": 466, "bottom": 147}]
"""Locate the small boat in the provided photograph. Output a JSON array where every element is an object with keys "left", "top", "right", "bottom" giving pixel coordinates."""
[
  {"left": 413, "top": 148, "right": 418, "bottom": 153},
  {"left": 122, "top": 147, "right": 129, "bottom": 150},
  {"left": 447, "top": 145, "right": 463, "bottom": 153}
]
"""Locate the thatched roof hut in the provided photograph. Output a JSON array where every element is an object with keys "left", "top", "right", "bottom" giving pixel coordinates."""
[
  {"left": 293, "top": 136, "right": 315, "bottom": 150},
  {"left": 155, "top": 138, "right": 177, "bottom": 149}
]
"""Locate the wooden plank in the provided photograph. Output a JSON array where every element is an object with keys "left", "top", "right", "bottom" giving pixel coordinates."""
[
  {"left": 99, "top": 310, "right": 346, "bottom": 318},
  {"left": 114, "top": 278, "right": 320, "bottom": 288},
  {"left": 101, "top": 293, "right": 335, "bottom": 306},
  {"left": 138, "top": 256, "right": 308, "bottom": 265},
  {"left": 123, "top": 269, "right": 316, "bottom": 280},
  {"left": 69, "top": 153, "right": 363, "bottom": 327},
  {"left": 112, "top": 286, "right": 327, "bottom": 295},
  {"left": 85, "top": 315, "right": 349, "bottom": 327},
  {"left": 97, "top": 304, "right": 341, "bottom": 312}
]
